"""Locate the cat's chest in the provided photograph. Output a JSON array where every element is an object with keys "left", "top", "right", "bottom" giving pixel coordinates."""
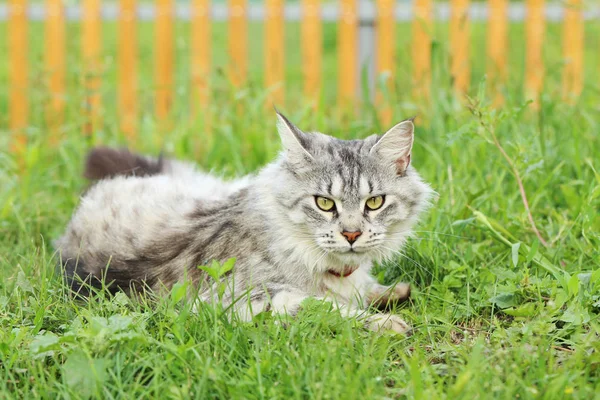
[{"left": 319, "top": 266, "right": 373, "bottom": 306}]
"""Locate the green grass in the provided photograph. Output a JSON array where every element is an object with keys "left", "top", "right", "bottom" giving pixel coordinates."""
[{"left": 1, "top": 18, "right": 600, "bottom": 399}]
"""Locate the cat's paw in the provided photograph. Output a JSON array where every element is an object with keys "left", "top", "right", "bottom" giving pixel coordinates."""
[
  {"left": 367, "top": 283, "right": 411, "bottom": 309},
  {"left": 365, "top": 313, "right": 412, "bottom": 335},
  {"left": 386, "top": 283, "right": 411, "bottom": 301}
]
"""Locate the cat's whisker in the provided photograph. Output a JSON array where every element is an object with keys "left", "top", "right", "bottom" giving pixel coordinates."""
[
  {"left": 379, "top": 245, "right": 433, "bottom": 278},
  {"left": 383, "top": 231, "right": 437, "bottom": 244},
  {"left": 413, "top": 230, "right": 469, "bottom": 240},
  {"left": 286, "top": 229, "right": 334, "bottom": 243},
  {"left": 378, "top": 239, "right": 437, "bottom": 272},
  {"left": 376, "top": 247, "right": 411, "bottom": 276},
  {"left": 309, "top": 248, "right": 330, "bottom": 273},
  {"left": 375, "top": 248, "right": 391, "bottom": 265}
]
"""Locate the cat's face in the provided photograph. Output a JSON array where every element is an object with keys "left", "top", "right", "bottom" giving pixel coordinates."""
[{"left": 272, "top": 113, "right": 432, "bottom": 270}]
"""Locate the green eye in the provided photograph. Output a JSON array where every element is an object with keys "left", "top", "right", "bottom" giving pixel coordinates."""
[
  {"left": 365, "top": 195, "right": 385, "bottom": 211},
  {"left": 315, "top": 196, "right": 336, "bottom": 211}
]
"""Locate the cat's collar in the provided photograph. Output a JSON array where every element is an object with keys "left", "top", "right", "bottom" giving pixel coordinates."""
[{"left": 328, "top": 265, "right": 357, "bottom": 278}]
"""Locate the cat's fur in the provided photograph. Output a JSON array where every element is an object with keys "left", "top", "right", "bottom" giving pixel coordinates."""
[{"left": 55, "top": 112, "right": 433, "bottom": 334}]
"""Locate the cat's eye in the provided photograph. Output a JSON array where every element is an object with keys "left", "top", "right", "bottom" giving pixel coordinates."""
[
  {"left": 315, "top": 196, "right": 336, "bottom": 211},
  {"left": 365, "top": 195, "right": 385, "bottom": 211}
]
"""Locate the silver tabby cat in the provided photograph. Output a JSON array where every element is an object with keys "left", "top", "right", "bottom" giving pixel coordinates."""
[{"left": 55, "top": 112, "right": 433, "bottom": 334}]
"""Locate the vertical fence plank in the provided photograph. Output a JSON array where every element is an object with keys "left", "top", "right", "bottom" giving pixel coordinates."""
[
  {"left": 376, "top": 0, "right": 394, "bottom": 126},
  {"left": 302, "top": 0, "right": 321, "bottom": 106},
  {"left": 229, "top": 0, "right": 247, "bottom": 87},
  {"left": 155, "top": 0, "right": 174, "bottom": 121},
  {"left": 191, "top": 0, "right": 211, "bottom": 112},
  {"left": 119, "top": 0, "right": 137, "bottom": 140},
  {"left": 450, "top": 0, "right": 470, "bottom": 95},
  {"left": 82, "top": 0, "right": 102, "bottom": 135},
  {"left": 45, "top": 0, "right": 65, "bottom": 139},
  {"left": 412, "top": 0, "right": 432, "bottom": 100},
  {"left": 265, "top": 0, "right": 285, "bottom": 106},
  {"left": 525, "top": 0, "right": 545, "bottom": 106},
  {"left": 562, "top": 0, "right": 583, "bottom": 101},
  {"left": 9, "top": 0, "right": 28, "bottom": 152},
  {"left": 338, "top": 0, "right": 357, "bottom": 107},
  {"left": 487, "top": 0, "right": 507, "bottom": 104}
]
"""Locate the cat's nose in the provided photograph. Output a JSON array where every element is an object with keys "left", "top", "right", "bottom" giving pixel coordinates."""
[{"left": 341, "top": 231, "right": 362, "bottom": 244}]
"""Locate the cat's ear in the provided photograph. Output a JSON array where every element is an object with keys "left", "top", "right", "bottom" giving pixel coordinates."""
[
  {"left": 370, "top": 118, "right": 414, "bottom": 176},
  {"left": 275, "top": 111, "right": 314, "bottom": 163}
]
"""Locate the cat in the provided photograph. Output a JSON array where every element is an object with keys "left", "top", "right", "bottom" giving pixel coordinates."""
[{"left": 55, "top": 111, "right": 433, "bottom": 334}]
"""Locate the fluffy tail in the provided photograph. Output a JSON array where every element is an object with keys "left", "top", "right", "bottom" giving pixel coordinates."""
[{"left": 84, "top": 147, "right": 164, "bottom": 180}]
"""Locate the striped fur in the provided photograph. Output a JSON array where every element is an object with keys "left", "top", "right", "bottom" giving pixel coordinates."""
[{"left": 55, "top": 112, "right": 433, "bottom": 334}]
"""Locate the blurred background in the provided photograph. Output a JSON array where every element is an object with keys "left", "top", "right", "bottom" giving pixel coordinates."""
[{"left": 0, "top": 0, "right": 598, "bottom": 158}]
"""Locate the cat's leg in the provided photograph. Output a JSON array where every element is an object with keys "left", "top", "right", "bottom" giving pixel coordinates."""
[
  {"left": 333, "top": 268, "right": 411, "bottom": 309},
  {"left": 361, "top": 312, "right": 412, "bottom": 334},
  {"left": 231, "top": 284, "right": 313, "bottom": 321},
  {"left": 196, "top": 282, "right": 411, "bottom": 334},
  {"left": 193, "top": 283, "right": 308, "bottom": 322},
  {"left": 268, "top": 292, "right": 412, "bottom": 334},
  {"left": 321, "top": 271, "right": 412, "bottom": 333},
  {"left": 328, "top": 268, "right": 411, "bottom": 309},
  {"left": 237, "top": 284, "right": 412, "bottom": 334},
  {"left": 323, "top": 298, "right": 411, "bottom": 334},
  {"left": 364, "top": 281, "right": 411, "bottom": 309}
]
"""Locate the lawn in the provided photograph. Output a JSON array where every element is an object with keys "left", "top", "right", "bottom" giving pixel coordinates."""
[{"left": 0, "top": 19, "right": 599, "bottom": 399}]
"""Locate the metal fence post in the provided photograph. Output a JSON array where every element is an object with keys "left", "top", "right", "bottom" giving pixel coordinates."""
[{"left": 357, "top": 0, "right": 375, "bottom": 101}]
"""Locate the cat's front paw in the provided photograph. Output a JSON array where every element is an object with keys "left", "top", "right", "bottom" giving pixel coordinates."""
[
  {"left": 365, "top": 313, "right": 412, "bottom": 335},
  {"left": 367, "top": 283, "right": 411, "bottom": 309},
  {"left": 387, "top": 283, "right": 411, "bottom": 302}
]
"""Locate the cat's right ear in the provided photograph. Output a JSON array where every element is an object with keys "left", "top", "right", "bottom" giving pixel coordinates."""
[
  {"left": 370, "top": 118, "right": 414, "bottom": 176},
  {"left": 275, "top": 111, "right": 314, "bottom": 164}
]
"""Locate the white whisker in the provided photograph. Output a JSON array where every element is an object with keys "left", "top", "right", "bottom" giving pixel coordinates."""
[{"left": 379, "top": 245, "right": 434, "bottom": 278}]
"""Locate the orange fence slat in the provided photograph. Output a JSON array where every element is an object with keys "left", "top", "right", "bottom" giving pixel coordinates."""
[
  {"left": 302, "top": 0, "right": 321, "bottom": 106},
  {"left": 338, "top": 0, "right": 357, "bottom": 106},
  {"left": 376, "top": 0, "right": 394, "bottom": 126},
  {"left": 265, "top": 0, "right": 285, "bottom": 106},
  {"left": 45, "top": 0, "right": 66, "bottom": 137},
  {"left": 412, "top": 0, "right": 432, "bottom": 100},
  {"left": 450, "top": 0, "right": 470, "bottom": 95},
  {"left": 9, "top": 0, "right": 28, "bottom": 152},
  {"left": 525, "top": 0, "right": 545, "bottom": 106},
  {"left": 562, "top": 0, "right": 583, "bottom": 101},
  {"left": 228, "top": 0, "right": 247, "bottom": 87},
  {"left": 82, "top": 0, "right": 102, "bottom": 135},
  {"left": 191, "top": 0, "right": 211, "bottom": 111},
  {"left": 155, "top": 0, "right": 174, "bottom": 120},
  {"left": 487, "top": 0, "right": 507, "bottom": 103},
  {"left": 119, "top": 0, "right": 137, "bottom": 139}
]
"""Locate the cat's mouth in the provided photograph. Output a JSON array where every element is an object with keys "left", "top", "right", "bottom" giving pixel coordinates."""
[
  {"left": 343, "top": 247, "right": 369, "bottom": 254},
  {"left": 326, "top": 247, "right": 374, "bottom": 269}
]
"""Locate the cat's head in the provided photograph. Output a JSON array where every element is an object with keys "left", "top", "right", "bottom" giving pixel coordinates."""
[{"left": 266, "top": 112, "right": 433, "bottom": 274}]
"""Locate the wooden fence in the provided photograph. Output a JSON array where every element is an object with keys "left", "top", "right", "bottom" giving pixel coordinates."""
[{"left": 4, "top": 0, "right": 590, "bottom": 149}]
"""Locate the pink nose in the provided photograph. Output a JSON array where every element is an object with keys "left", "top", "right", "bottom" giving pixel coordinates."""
[{"left": 341, "top": 231, "right": 362, "bottom": 244}]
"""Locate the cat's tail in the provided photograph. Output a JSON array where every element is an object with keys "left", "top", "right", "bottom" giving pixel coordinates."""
[{"left": 84, "top": 147, "right": 164, "bottom": 180}]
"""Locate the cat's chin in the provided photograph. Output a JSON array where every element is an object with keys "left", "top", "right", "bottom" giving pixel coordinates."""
[{"left": 328, "top": 249, "right": 375, "bottom": 265}]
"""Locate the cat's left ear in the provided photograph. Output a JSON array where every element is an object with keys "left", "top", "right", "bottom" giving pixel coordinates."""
[
  {"left": 275, "top": 110, "right": 314, "bottom": 164},
  {"left": 370, "top": 118, "right": 414, "bottom": 176}
]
